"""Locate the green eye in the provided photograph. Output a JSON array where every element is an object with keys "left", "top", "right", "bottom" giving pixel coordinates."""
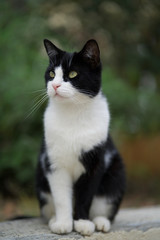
[
  {"left": 49, "top": 71, "right": 55, "bottom": 78},
  {"left": 69, "top": 71, "right": 78, "bottom": 78}
]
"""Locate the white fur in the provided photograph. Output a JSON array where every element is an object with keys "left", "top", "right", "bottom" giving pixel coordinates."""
[
  {"left": 44, "top": 65, "right": 110, "bottom": 234},
  {"left": 49, "top": 217, "right": 73, "bottom": 234},
  {"left": 89, "top": 196, "right": 113, "bottom": 220},
  {"left": 93, "top": 216, "right": 111, "bottom": 232},
  {"left": 47, "top": 169, "right": 73, "bottom": 234},
  {"left": 74, "top": 220, "right": 95, "bottom": 236}
]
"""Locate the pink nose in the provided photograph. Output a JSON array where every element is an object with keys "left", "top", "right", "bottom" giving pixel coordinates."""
[{"left": 52, "top": 83, "right": 61, "bottom": 91}]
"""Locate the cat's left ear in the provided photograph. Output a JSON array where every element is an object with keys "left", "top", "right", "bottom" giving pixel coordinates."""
[
  {"left": 43, "top": 39, "right": 63, "bottom": 58},
  {"left": 80, "top": 39, "right": 100, "bottom": 68}
]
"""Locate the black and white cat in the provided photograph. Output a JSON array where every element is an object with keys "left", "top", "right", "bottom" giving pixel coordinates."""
[{"left": 36, "top": 39, "right": 126, "bottom": 236}]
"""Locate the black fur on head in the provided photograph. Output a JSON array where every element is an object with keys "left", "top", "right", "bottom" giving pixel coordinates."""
[{"left": 44, "top": 39, "right": 102, "bottom": 97}]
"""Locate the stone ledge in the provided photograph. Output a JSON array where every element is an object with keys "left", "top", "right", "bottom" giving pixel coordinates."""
[{"left": 0, "top": 206, "right": 160, "bottom": 240}]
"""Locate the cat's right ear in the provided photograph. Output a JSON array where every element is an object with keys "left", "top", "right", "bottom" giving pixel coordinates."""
[{"left": 43, "top": 39, "right": 62, "bottom": 58}]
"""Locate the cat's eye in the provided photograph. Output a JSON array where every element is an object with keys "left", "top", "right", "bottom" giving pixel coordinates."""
[
  {"left": 49, "top": 71, "right": 55, "bottom": 78},
  {"left": 69, "top": 71, "right": 78, "bottom": 79}
]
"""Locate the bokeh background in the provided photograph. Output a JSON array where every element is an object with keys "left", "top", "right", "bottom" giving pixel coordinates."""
[{"left": 0, "top": 0, "right": 160, "bottom": 220}]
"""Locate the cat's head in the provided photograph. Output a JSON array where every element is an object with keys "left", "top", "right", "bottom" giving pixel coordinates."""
[{"left": 44, "top": 39, "right": 102, "bottom": 104}]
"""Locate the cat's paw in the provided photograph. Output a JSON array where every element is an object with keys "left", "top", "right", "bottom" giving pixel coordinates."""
[
  {"left": 49, "top": 218, "right": 73, "bottom": 234},
  {"left": 93, "top": 216, "right": 111, "bottom": 232},
  {"left": 74, "top": 219, "right": 95, "bottom": 236}
]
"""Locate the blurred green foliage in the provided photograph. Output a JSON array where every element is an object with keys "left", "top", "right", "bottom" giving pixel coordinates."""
[{"left": 0, "top": 0, "right": 160, "bottom": 196}]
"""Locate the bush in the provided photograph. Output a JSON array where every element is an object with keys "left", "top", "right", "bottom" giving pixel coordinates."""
[{"left": 102, "top": 68, "right": 160, "bottom": 135}]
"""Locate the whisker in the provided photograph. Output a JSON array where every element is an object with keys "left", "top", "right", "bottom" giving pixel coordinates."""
[
  {"left": 29, "top": 95, "right": 47, "bottom": 113},
  {"left": 32, "top": 92, "right": 47, "bottom": 103},
  {"left": 27, "top": 96, "right": 47, "bottom": 118},
  {"left": 31, "top": 94, "right": 48, "bottom": 110},
  {"left": 26, "top": 91, "right": 47, "bottom": 112},
  {"left": 30, "top": 89, "right": 46, "bottom": 94},
  {"left": 25, "top": 94, "right": 48, "bottom": 119}
]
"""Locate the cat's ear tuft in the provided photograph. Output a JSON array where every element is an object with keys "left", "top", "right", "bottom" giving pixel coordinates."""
[
  {"left": 80, "top": 39, "right": 100, "bottom": 67},
  {"left": 43, "top": 39, "right": 62, "bottom": 58}
]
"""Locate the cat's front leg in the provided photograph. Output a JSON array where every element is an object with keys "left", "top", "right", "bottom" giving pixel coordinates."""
[
  {"left": 47, "top": 169, "right": 73, "bottom": 234},
  {"left": 73, "top": 175, "right": 98, "bottom": 236}
]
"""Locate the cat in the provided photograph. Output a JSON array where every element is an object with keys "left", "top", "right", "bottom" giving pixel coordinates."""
[{"left": 36, "top": 39, "right": 126, "bottom": 236}]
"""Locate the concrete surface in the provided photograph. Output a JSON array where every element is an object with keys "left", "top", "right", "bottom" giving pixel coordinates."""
[{"left": 0, "top": 206, "right": 160, "bottom": 240}]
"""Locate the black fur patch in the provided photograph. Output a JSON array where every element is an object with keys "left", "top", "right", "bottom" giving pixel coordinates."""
[{"left": 73, "top": 135, "right": 126, "bottom": 221}]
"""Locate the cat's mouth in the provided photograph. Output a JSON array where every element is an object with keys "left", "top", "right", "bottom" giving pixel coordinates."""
[
  {"left": 54, "top": 87, "right": 75, "bottom": 99},
  {"left": 53, "top": 89, "right": 74, "bottom": 100},
  {"left": 47, "top": 85, "right": 68, "bottom": 99},
  {"left": 47, "top": 78, "right": 78, "bottom": 101}
]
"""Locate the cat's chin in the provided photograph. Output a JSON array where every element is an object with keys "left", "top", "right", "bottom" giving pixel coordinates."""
[
  {"left": 55, "top": 93, "right": 67, "bottom": 98},
  {"left": 48, "top": 91, "right": 68, "bottom": 99},
  {"left": 50, "top": 93, "right": 74, "bottom": 104}
]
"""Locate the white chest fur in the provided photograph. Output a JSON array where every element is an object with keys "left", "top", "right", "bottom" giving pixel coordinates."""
[{"left": 44, "top": 93, "right": 110, "bottom": 182}]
